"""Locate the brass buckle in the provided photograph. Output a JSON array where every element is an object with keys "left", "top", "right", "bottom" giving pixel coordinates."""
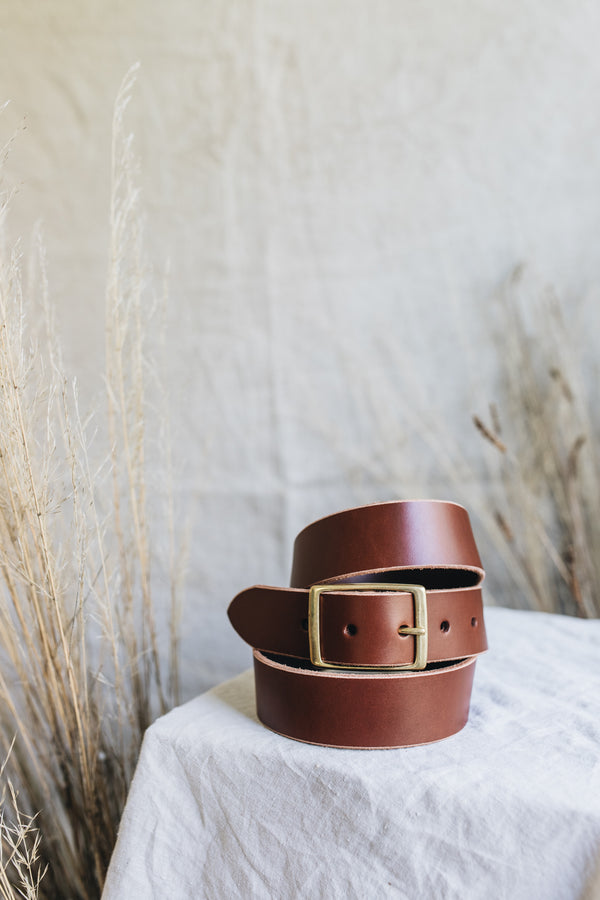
[{"left": 307, "top": 582, "right": 428, "bottom": 671}]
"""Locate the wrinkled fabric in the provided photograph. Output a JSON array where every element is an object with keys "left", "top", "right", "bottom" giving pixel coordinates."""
[
  {"left": 6, "top": 3, "right": 600, "bottom": 705},
  {"left": 103, "top": 608, "right": 600, "bottom": 900}
]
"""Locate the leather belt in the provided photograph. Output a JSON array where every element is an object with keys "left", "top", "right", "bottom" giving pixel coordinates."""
[{"left": 228, "top": 500, "right": 487, "bottom": 749}]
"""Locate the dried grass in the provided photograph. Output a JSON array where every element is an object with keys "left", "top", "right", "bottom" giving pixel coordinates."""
[
  {"left": 0, "top": 742, "right": 46, "bottom": 900},
  {"left": 472, "top": 265, "right": 600, "bottom": 618},
  {"left": 334, "top": 265, "right": 599, "bottom": 619},
  {"left": 0, "top": 65, "right": 182, "bottom": 898}
]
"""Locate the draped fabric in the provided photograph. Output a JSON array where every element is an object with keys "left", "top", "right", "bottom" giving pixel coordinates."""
[{"left": 103, "top": 607, "right": 600, "bottom": 899}]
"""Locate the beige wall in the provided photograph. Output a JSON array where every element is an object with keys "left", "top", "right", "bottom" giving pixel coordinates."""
[{"left": 1, "top": 1, "right": 599, "bottom": 693}]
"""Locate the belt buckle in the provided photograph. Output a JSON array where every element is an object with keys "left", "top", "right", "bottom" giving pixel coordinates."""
[{"left": 307, "top": 582, "right": 428, "bottom": 671}]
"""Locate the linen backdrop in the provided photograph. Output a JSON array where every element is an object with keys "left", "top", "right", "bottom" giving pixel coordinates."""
[{"left": 0, "top": 0, "right": 599, "bottom": 695}]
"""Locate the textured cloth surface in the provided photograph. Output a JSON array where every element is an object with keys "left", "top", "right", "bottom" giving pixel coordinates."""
[
  {"left": 5, "top": 3, "right": 600, "bottom": 701},
  {"left": 103, "top": 608, "right": 600, "bottom": 900}
]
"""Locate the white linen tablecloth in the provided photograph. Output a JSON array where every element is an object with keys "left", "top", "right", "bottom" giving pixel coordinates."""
[{"left": 102, "top": 607, "right": 600, "bottom": 899}]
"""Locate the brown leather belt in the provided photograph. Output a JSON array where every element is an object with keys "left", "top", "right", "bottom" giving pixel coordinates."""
[{"left": 228, "top": 500, "right": 487, "bottom": 749}]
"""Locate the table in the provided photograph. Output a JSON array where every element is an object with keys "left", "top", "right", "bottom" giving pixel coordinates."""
[{"left": 102, "top": 608, "right": 600, "bottom": 899}]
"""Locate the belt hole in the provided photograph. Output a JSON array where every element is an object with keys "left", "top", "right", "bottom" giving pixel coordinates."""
[
  {"left": 471, "top": 616, "right": 478, "bottom": 628},
  {"left": 398, "top": 624, "right": 409, "bottom": 638},
  {"left": 301, "top": 618, "right": 308, "bottom": 631},
  {"left": 345, "top": 623, "right": 357, "bottom": 636},
  {"left": 440, "top": 620, "right": 450, "bottom": 633}
]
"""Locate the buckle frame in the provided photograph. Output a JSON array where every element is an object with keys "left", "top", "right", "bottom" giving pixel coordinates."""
[{"left": 307, "top": 582, "right": 428, "bottom": 671}]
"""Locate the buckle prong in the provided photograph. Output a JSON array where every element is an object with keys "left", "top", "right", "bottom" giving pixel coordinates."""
[{"left": 308, "top": 583, "right": 428, "bottom": 671}]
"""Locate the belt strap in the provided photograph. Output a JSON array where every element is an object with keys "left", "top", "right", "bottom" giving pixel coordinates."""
[{"left": 228, "top": 500, "right": 488, "bottom": 748}]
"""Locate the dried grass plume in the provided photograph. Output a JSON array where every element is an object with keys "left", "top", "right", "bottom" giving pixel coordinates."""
[{"left": 0, "top": 65, "right": 182, "bottom": 898}]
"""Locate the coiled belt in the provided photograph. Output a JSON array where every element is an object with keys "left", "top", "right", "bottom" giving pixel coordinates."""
[{"left": 228, "top": 500, "right": 487, "bottom": 748}]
